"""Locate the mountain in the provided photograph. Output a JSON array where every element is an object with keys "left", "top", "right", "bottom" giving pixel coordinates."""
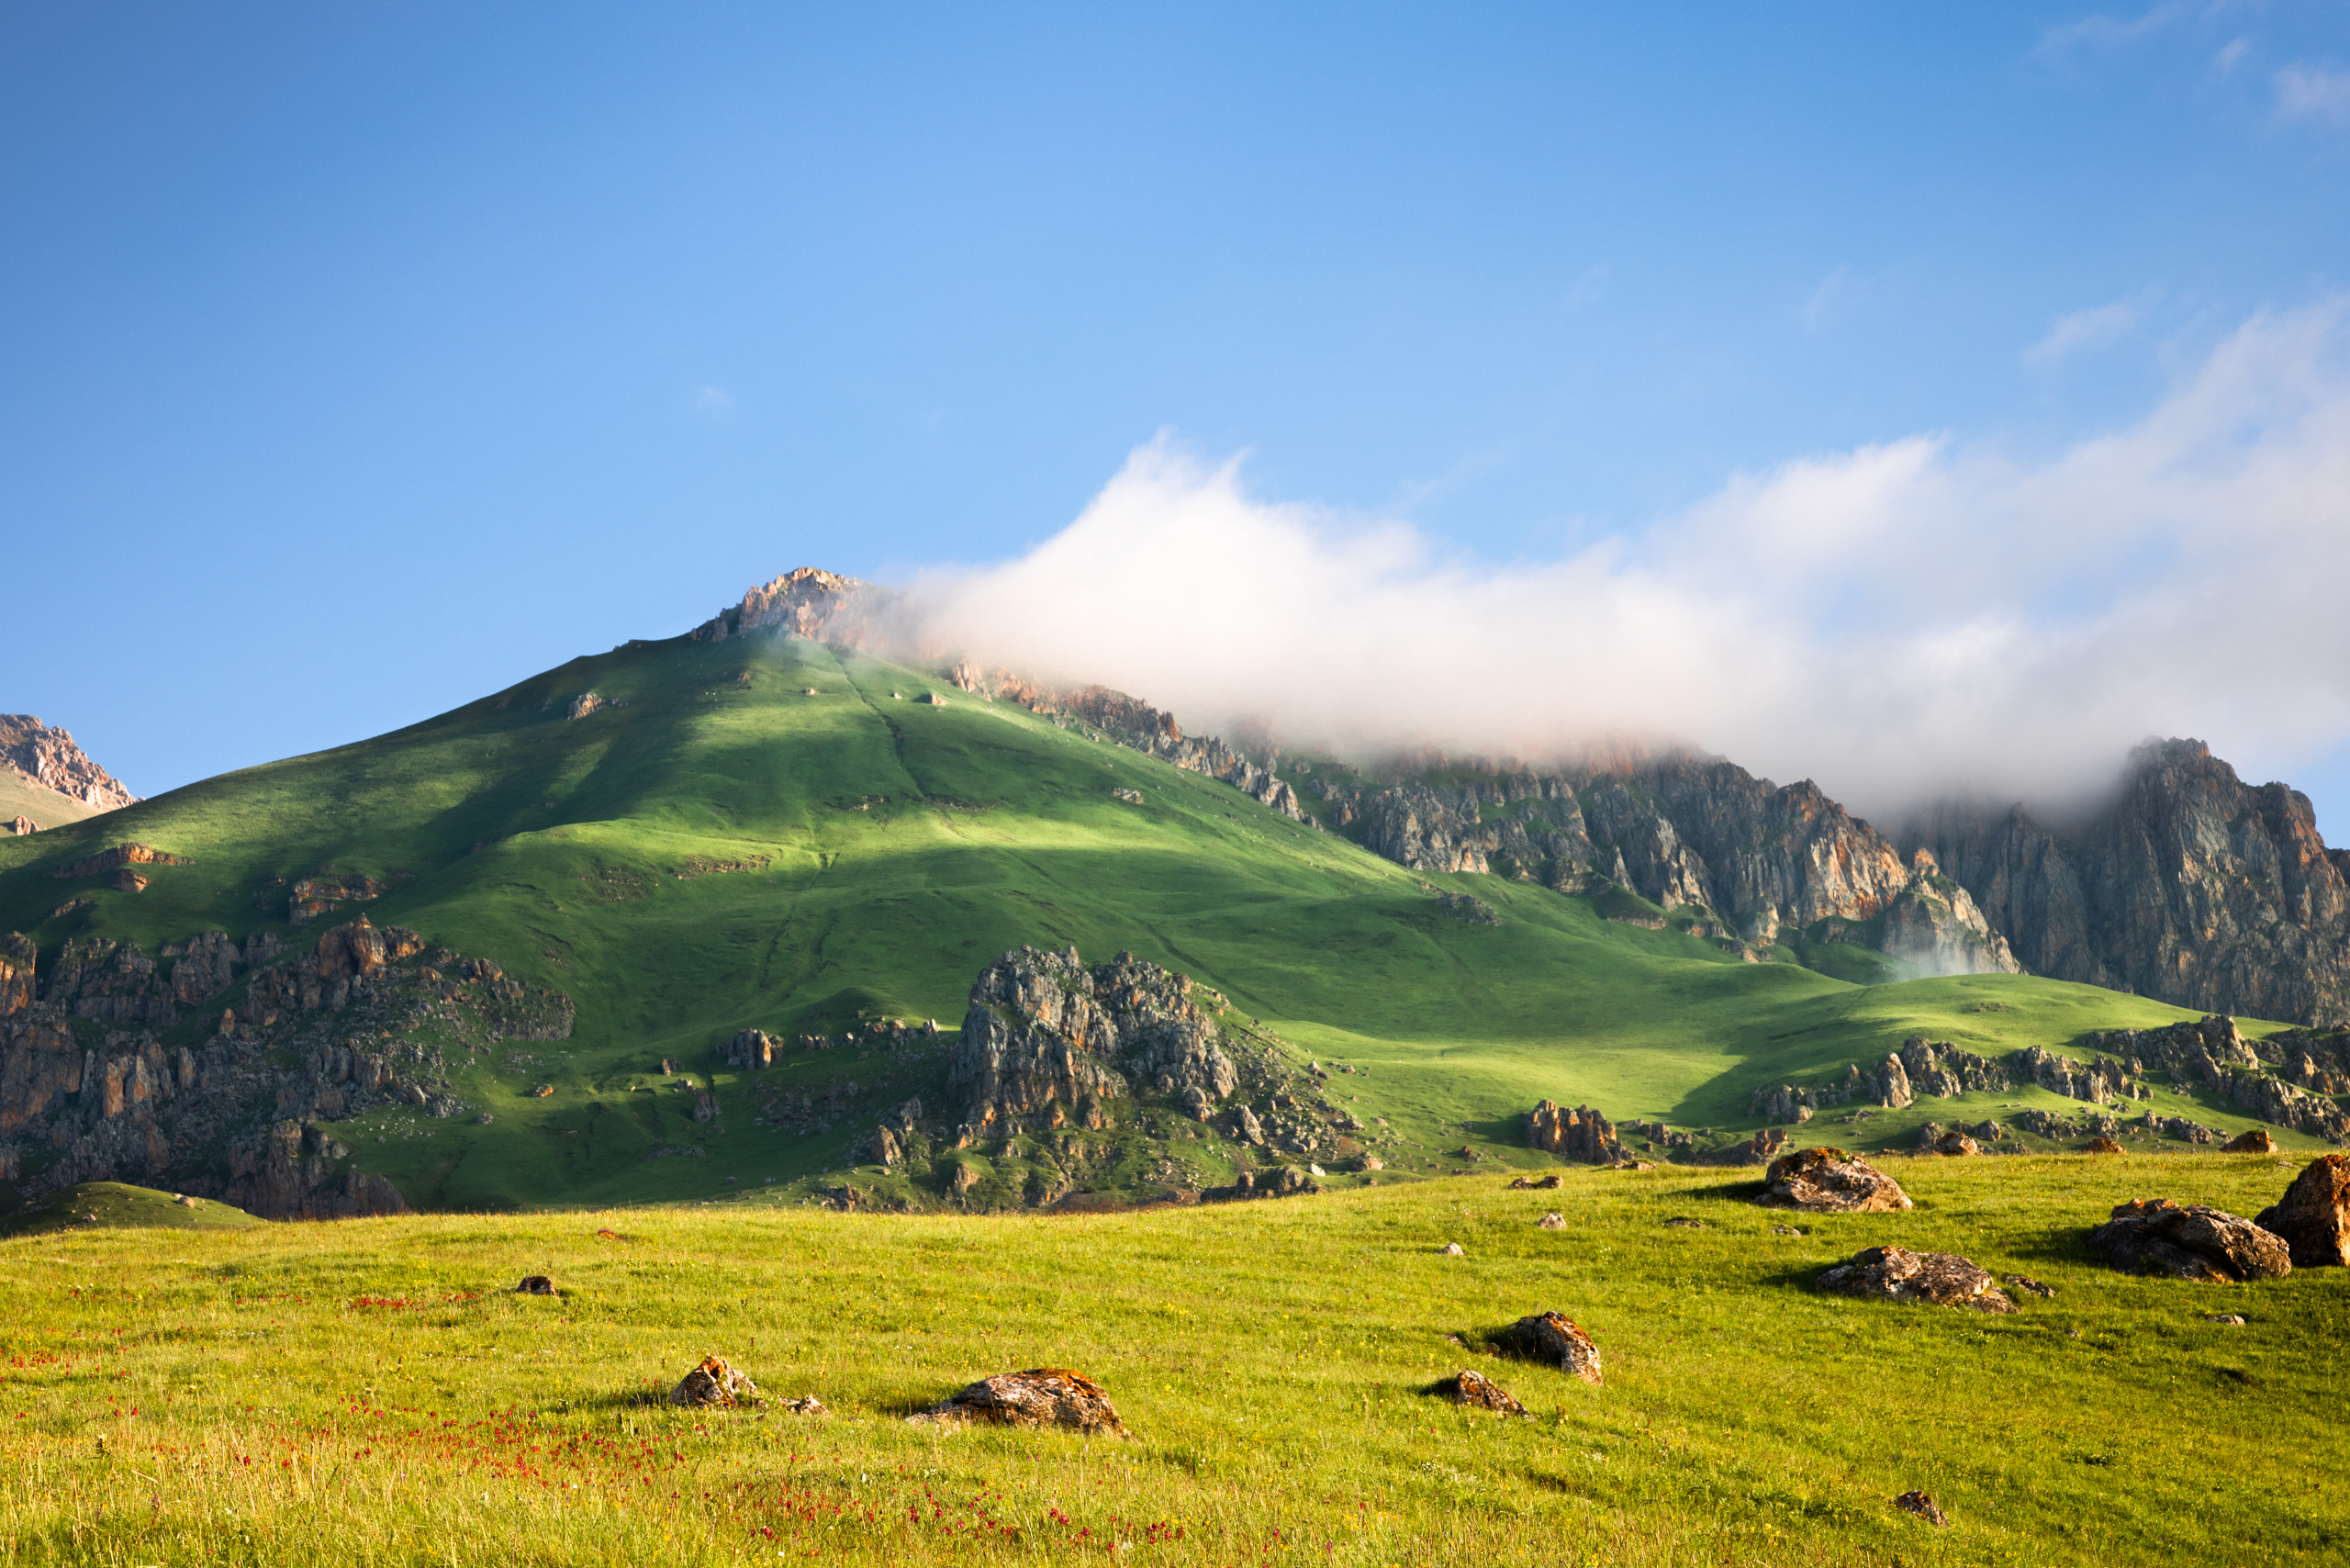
[
  {"left": 1, "top": 714, "right": 133, "bottom": 835},
  {"left": 0, "top": 570, "right": 2332, "bottom": 1220}
]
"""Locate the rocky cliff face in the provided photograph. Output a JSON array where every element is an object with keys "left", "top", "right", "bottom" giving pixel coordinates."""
[
  {"left": 0, "top": 715, "right": 138, "bottom": 812},
  {"left": 688, "top": 567, "right": 905, "bottom": 648},
  {"left": 1908, "top": 740, "right": 2350, "bottom": 1025},
  {"left": 950, "top": 945, "right": 1241, "bottom": 1137},
  {"left": 0, "top": 915, "right": 571, "bottom": 1217}
]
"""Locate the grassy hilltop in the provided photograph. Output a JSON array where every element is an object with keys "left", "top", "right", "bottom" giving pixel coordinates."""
[
  {"left": 0, "top": 1159, "right": 2343, "bottom": 1566},
  {"left": 0, "top": 631, "right": 2305, "bottom": 1215}
]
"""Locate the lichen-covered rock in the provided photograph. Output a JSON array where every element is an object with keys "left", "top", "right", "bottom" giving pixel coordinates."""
[
  {"left": 2085, "top": 1137, "right": 2124, "bottom": 1154},
  {"left": 2221, "top": 1128, "right": 2278, "bottom": 1154},
  {"left": 1813, "top": 1247, "right": 2016, "bottom": 1313},
  {"left": 1922, "top": 1129, "right": 1980, "bottom": 1157},
  {"left": 1754, "top": 1148, "right": 1912, "bottom": 1213},
  {"left": 1498, "top": 1311, "right": 1603, "bottom": 1384},
  {"left": 1528, "top": 1102, "right": 1619, "bottom": 1163},
  {"left": 2088, "top": 1198, "right": 2291, "bottom": 1282},
  {"left": 908, "top": 1368, "right": 1127, "bottom": 1435},
  {"left": 2255, "top": 1154, "right": 2350, "bottom": 1268},
  {"left": 1442, "top": 1369, "right": 1526, "bottom": 1415},
  {"left": 670, "top": 1355, "right": 759, "bottom": 1406},
  {"left": 951, "top": 946, "right": 1237, "bottom": 1138},
  {"left": 1893, "top": 1490, "right": 1949, "bottom": 1527}
]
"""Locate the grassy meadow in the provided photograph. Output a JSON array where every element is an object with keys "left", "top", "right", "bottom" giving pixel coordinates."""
[{"left": 2, "top": 1156, "right": 2344, "bottom": 1566}]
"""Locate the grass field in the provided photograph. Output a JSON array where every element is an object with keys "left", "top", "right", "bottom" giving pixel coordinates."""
[
  {"left": 0, "top": 629, "right": 2323, "bottom": 1216},
  {"left": 1, "top": 1158, "right": 2341, "bottom": 1566},
  {"left": 0, "top": 769, "right": 104, "bottom": 834}
]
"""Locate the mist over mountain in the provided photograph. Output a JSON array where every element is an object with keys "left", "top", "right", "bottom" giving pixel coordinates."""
[{"left": 911, "top": 304, "right": 2350, "bottom": 831}]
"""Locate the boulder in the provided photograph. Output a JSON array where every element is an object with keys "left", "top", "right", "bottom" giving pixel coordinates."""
[
  {"left": 1528, "top": 1101, "right": 1619, "bottom": 1163},
  {"left": 2255, "top": 1154, "right": 2350, "bottom": 1267},
  {"left": 2085, "top": 1137, "right": 2125, "bottom": 1154},
  {"left": 1893, "top": 1491, "right": 1948, "bottom": 1528},
  {"left": 2221, "top": 1128, "right": 2278, "bottom": 1154},
  {"left": 2088, "top": 1198, "right": 2291, "bottom": 1282},
  {"left": 1924, "top": 1130, "right": 1980, "bottom": 1157},
  {"left": 514, "top": 1275, "right": 555, "bottom": 1295},
  {"left": 1754, "top": 1148, "right": 1912, "bottom": 1213},
  {"left": 669, "top": 1355, "right": 759, "bottom": 1407},
  {"left": 1506, "top": 1174, "right": 1564, "bottom": 1190},
  {"left": 1441, "top": 1369, "right": 1526, "bottom": 1415},
  {"left": 1439, "top": 1242, "right": 1465, "bottom": 1256},
  {"left": 1497, "top": 1311, "right": 1603, "bottom": 1384},
  {"left": 1812, "top": 1247, "right": 2017, "bottom": 1313},
  {"left": 908, "top": 1368, "right": 1127, "bottom": 1436},
  {"left": 1537, "top": 1212, "right": 1565, "bottom": 1229}
]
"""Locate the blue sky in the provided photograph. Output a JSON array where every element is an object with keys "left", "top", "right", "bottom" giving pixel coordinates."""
[{"left": 6, "top": 3, "right": 2349, "bottom": 828}]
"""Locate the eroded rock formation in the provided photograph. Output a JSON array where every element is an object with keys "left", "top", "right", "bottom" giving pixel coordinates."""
[
  {"left": 1813, "top": 1248, "right": 2016, "bottom": 1312},
  {"left": 2255, "top": 1155, "right": 2350, "bottom": 1268},
  {"left": 1754, "top": 1148, "right": 1912, "bottom": 1213},
  {"left": 0, "top": 716, "right": 138, "bottom": 811},
  {"left": 1528, "top": 1101, "right": 1620, "bottom": 1163},
  {"left": 909, "top": 1368, "right": 1128, "bottom": 1435},
  {"left": 2088, "top": 1198, "right": 2292, "bottom": 1282}
]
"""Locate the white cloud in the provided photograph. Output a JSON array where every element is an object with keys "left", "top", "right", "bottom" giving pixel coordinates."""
[
  {"left": 2023, "top": 297, "right": 2143, "bottom": 366},
  {"left": 2277, "top": 63, "right": 2350, "bottom": 124},
  {"left": 692, "top": 386, "right": 735, "bottom": 421},
  {"left": 913, "top": 303, "right": 2350, "bottom": 822},
  {"left": 1802, "top": 265, "right": 1853, "bottom": 331},
  {"left": 2214, "top": 37, "right": 2251, "bottom": 72},
  {"left": 2036, "top": 4, "right": 2191, "bottom": 58}
]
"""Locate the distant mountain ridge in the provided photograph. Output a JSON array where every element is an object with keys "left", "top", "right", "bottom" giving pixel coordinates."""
[
  {"left": 0, "top": 715, "right": 136, "bottom": 834},
  {"left": 679, "top": 566, "right": 2350, "bottom": 1025}
]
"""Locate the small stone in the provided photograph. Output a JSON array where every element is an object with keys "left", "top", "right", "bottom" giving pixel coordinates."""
[
  {"left": 515, "top": 1275, "right": 555, "bottom": 1295},
  {"left": 1439, "top": 1242, "right": 1466, "bottom": 1256},
  {"left": 476, "top": 1113, "right": 495, "bottom": 1125},
  {"left": 1813, "top": 1247, "right": 2016, "bottom": 1313},
  {"left": 175, "top": 1195, "right": 196, "bottom": 1208},
  {"left": 669, "top": 1355, "right": 759, "bottom": 1407},
  {"left": 1506, "top": 1174, "right": 1564, "bottom": 1191},
  {"left": 778, "top": 1394, "right": 829, "bottom": 1415},
  {"left": 1537, "top": 1213, "right": 1566, "bottom": 1229},
  {"left": 1663, "top": 1216, "right": 1706, "bottom": 1229},
  {"left": 2202, "top": 1313, "right": 2247, "bottom": 1326},
  {"left": 1893, "top": 1490, "right": 1948, "bottom": 1527},
  {"left": 908, "top": 1368, "right": 1125, "bottom": 1435},
  {"left": 1441, "top": 1368, "right": 1526, "bottom": 1415},
  {"left": 2002, "top": 1273, "right": 2056, "bottom": 1299},
  {"left": 1771, "top": 1224, "right": 1803, "bottom": 1236},
  {"left": 1497, "top": 1311, "right": 1603, "bottom": 1385}
]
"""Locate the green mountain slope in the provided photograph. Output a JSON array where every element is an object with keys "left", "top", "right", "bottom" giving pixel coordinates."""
[
  {"left": 0, "top": 767, "right": 104, "bottom": 833},
  {"left": 0, "top": 632, "right": 2304, "bottom": 1214}
]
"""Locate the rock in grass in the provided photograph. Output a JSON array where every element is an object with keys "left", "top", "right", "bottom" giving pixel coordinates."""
[
  {"left": 1498, "top": 1311, "right": 1604, "bottom": 1384},
  {"left": 1754, "top": 1148, "right": 1912, "bottom": 1214},
  {"left": 2203, "top": 1313, "right": 2247, "bottom": 1326},
  {"left": 2085, "top": 1137, "right": 2124, "bottom": 1154},
  {"left": 1537, "top": 1212, "right": 1565, "bottom": 1229},
  {"left": 1923, "top": 1130, "right": 1981, "bottom": 1157},
  {"left": 1439, "top": 1242, "right": 1465, "bottom": 1255},
  {"left": 2002, "top": 1273, "right": 2056, "bottom": 1299},
  {"left": 1441, "top": 1369, "right": 1526, "bottom": 1415},
  {"left": 1506, "top": 1174, "right": 1563, "bottom": 1190},
  {"left": 2221, "top": 1128, "right": 2278, "bottom": 1155},
  {"left": 515, "top": 1275, "right": 555, "bottom": 1295},
  {"left": 2089, "top": 1199, "right": 2291, "bottom": 1283},
  {"left": 1813, "top": 1247, "right": 2016, "bottom": 1313},
  {"left": 2255, "top": 1154, "right": 2350, "bottom": 1267},
  {"left": 670, "top": 1355, "right": 759, "bottom": 1407},
  {"left": 908, "top": 1368, "right": 1127, "bottom": 1436},
  {"left": 1893, "top": 1490, "right": 1949, "bottom": 1527},
  {"left": 777, "top": 1395, "right": 829, "bottom": 1415}
]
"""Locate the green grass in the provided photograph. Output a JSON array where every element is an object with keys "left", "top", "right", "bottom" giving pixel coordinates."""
[
  {"left": 0, "top": 1182, "right": 260, "bottom": 1238},
  {"left": 0, "top": 770, "right": 103, "bottom": 833},
  {"left": 1, "top": 1157, "right": 2342, "bottom": 1565},
  {"left": 0, "top": 633, "right": 2316, "bottom": 1215}
]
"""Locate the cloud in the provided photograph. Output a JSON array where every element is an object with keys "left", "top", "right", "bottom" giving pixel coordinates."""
[
  {"left": 2023, "top": 297, "right": 2144, "bottom": 366},
  {"left": 913, "top": 303, "right": 2350, "bottom": 822},
  {"left": 2035, "top": 4, "right": 2191, "bottom": 58},
  {"left": 2277, "top": 63, "right": 2350, "bottom": 124},
  {"left": 1801, "top": 265, "right": 1853, "bottom": 331},
  {"left": 692, "top": 386, "right": 735, "bottom": 421}
]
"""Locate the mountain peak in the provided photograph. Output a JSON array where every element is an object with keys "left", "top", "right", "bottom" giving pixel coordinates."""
[
  {"left": 0, "top": 714, "right": 137, "bottom": 812},
  {"left": 689, "top": 567, "right": 898, "bottom": 647}
]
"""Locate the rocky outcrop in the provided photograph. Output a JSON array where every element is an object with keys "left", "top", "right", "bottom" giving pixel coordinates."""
[
  {"left": 688, "top": 567, "right": 905, "bottom": 648},
  {"left": 1813, "top": 1248, "right": 2016, "bottom": 1312},
  {"left": 1754, "top": 1148, "right": 1912, "bottom": 1212},
  {"left": 1528, "top": 1102, "right": 1619, "bottom": 1163},
  {"left": 2088, "top": 1198, "right": 2292, "bottom": 1282},
  {"left": 909, "top": 1368, "right": 1128, "bottom": 1435},
  {"left": 0, "top": 934, "right": 33, "bottom": 1015},
  {"left": 2082, "top": 1014, "right": 2348, "bottom": 1143},
  {"left": 0, "top": 715, "right": 138, "bottom": 811},
  {"left": 2255, "top": 1155, "right": 2350, "bottom": 1268},
  {"left": 950, "top": 946, "right": 1237, "bottom": 1139},
  {"left": 1496, "top": 1312, "right": 1604, "bottom": 1384},
  {"left": 1908, "top": 739, "right": 2350, "bottom": 1025},
  {"left": 44, "top": 843, "right": 189, "bottom": 880},
  {"left": 0, "top": 917, "right": 568, "bottom": 1218}
]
